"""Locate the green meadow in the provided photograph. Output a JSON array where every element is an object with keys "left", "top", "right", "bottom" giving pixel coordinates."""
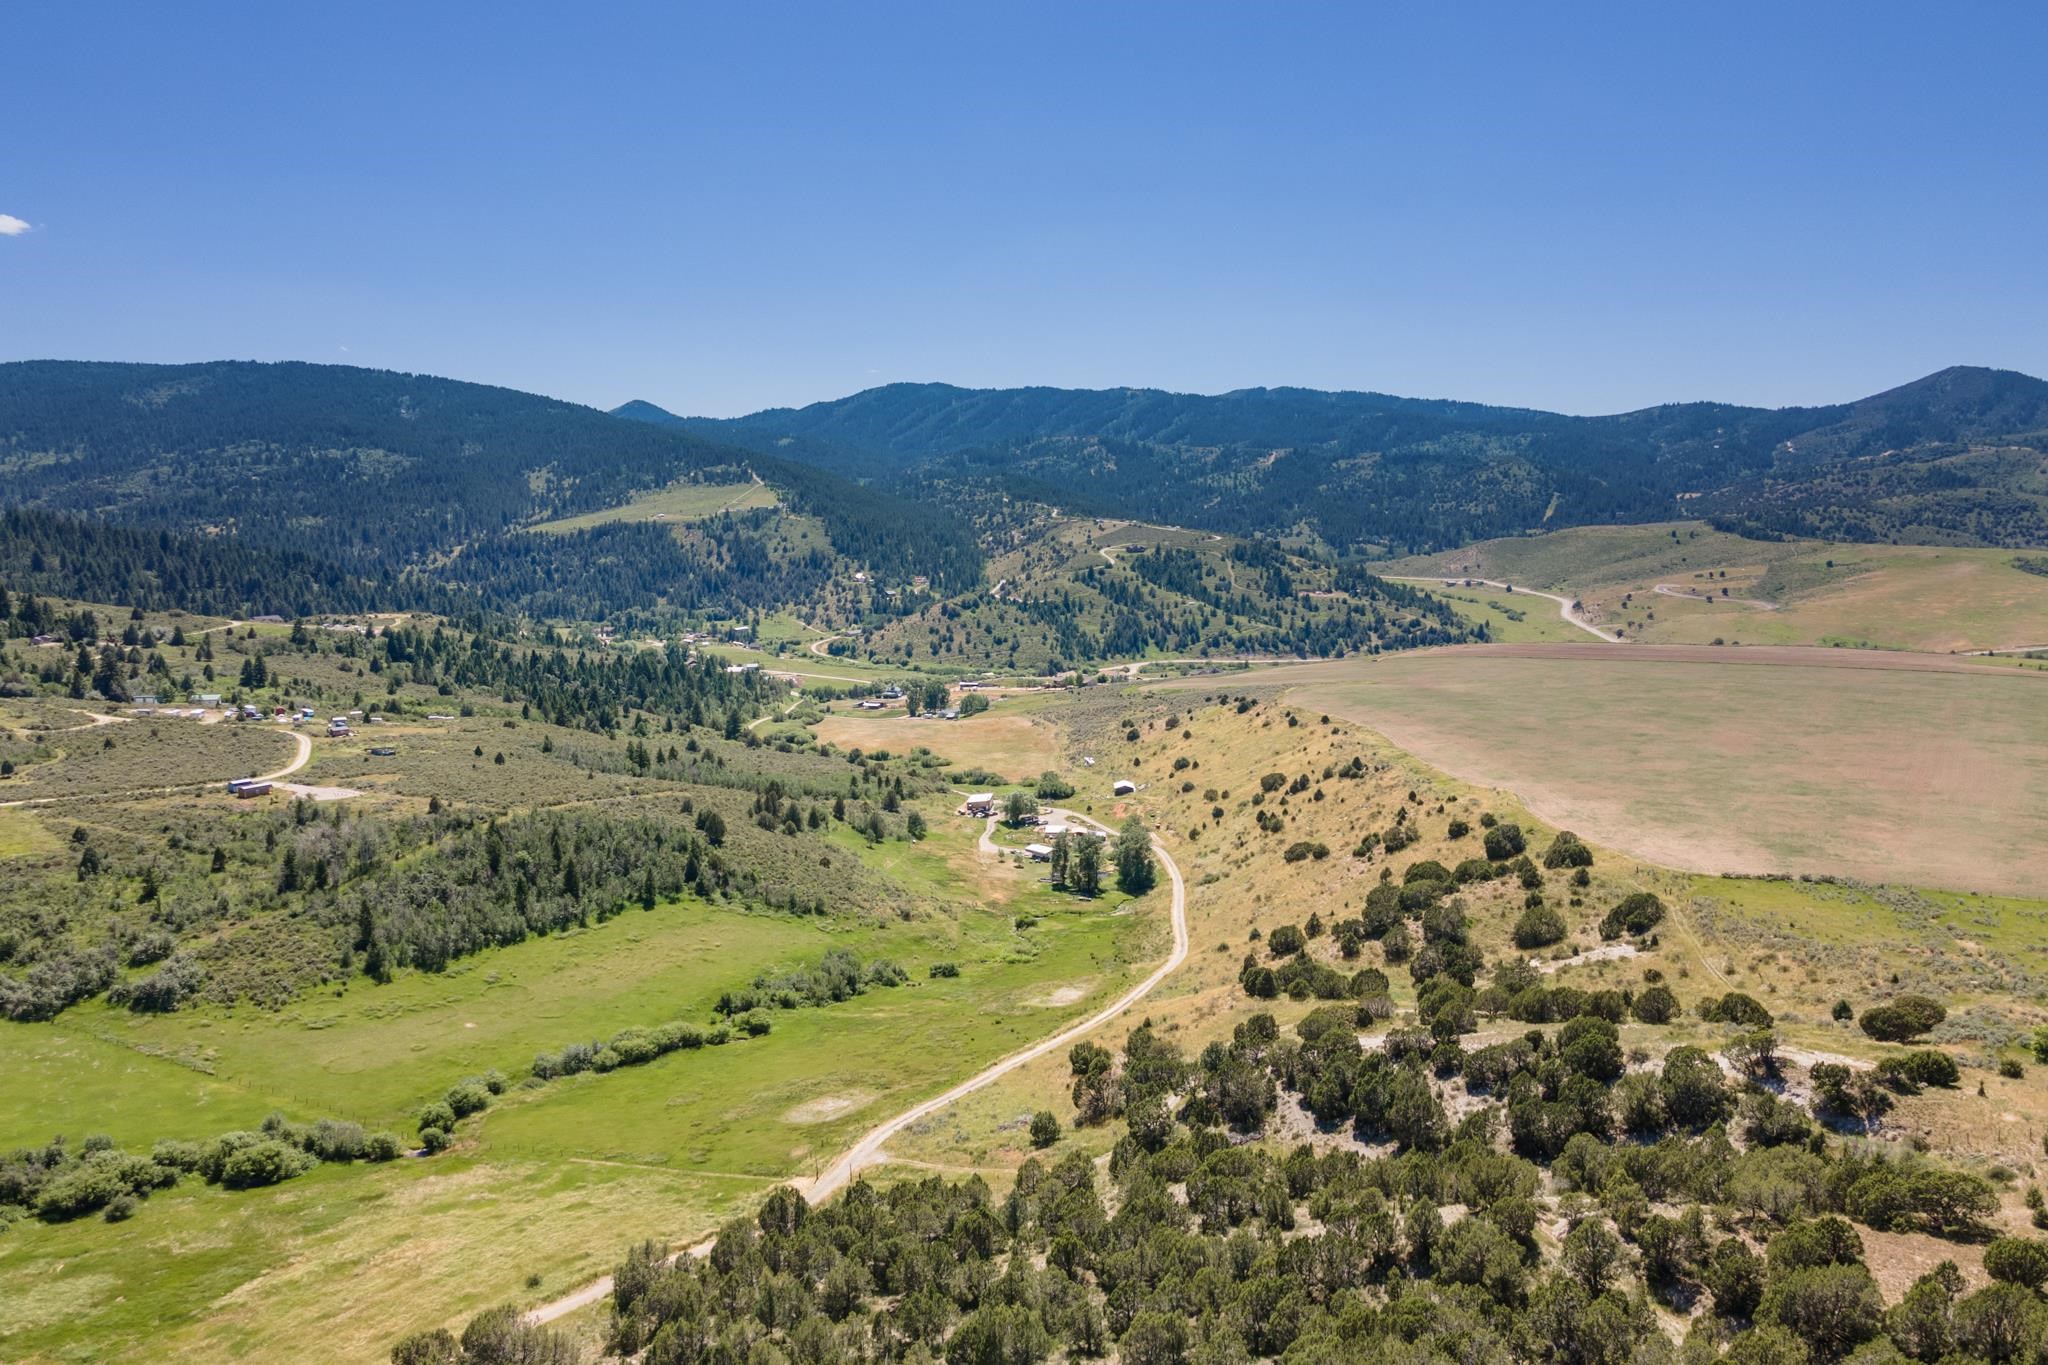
[{"left": 0, "top": 805, "right": 1164, "bottom": 1363}]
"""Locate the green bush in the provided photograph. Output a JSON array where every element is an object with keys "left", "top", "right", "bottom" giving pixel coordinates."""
[
  {"left": 1267, "top": 925, "right": 1307, "bottom": 957},
  {"left": 1632, "top": 984, "right": 1679, "bottom": 1024},
  {"left": 1860, "top": 995, "right": 1947, "bottom": 1042},
  {"left": 1511, "top": 905, "right": 1566, "bottom": 949},
  {"left": 1482, "top": 823, "right": 1526, "bottom": 860},
  {"left": 1983, "top": 1236, "right": 2048, "bottom": 1290},
  {"left": 1698, "top": 992, "right": 1774, "bottom": 1028},
  {"left": 1598, "top": 892, "right": 1665, "bottom": 939},
  {"left": 1875, "top": 1049, "right": 1959, "bottom": 1091},
  {"left": 1542, "top": 831, "right": 1593, "bottom": 869},
  {"left": 444, "top": 1081, "right": 492, "bottom": 1119},
  {"left": 1034, "top": 771, "right": 1075, "bottom": 800},
  {"left": 1452, "top": 857, "right": 1500, "bottom": 884},
  {"left": 219, "top": 1139, "right": 316, "bottom": 1190}
]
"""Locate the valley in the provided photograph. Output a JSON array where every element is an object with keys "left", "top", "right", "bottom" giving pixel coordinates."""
[{"left": 3, "top": 363, "right": 2048, "bottom": 1365}]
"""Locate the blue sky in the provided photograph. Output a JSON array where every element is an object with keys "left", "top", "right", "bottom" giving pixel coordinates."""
[{"left": 4, "top": 2, "right": 2044, "bottom": 416}]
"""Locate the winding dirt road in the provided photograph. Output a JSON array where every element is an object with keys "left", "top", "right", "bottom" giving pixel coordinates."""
[
  {"left": 1381, "top": 575, "right": 1620, "bottom": 642},
  {"left": 0, "top": 721, "right": 314, "bottom": 811},
  {"left": 1652, "top": 582, "right": 1780, "bottom": 610},
  {"left": 527, "top": 810, "right": 1188, "bottom": 1327}
]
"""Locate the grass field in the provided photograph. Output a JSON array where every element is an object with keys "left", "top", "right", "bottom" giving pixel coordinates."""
[
  {"left": 1401, "top": 584, "right": 1588, "bottom": 644},
  {"left": 811, "top": 706, "right": 1062, "bottom": 781},
  {"left": 1244, "top": 645, "right": 2048, "bottom": 896},
  {"left": 526, "top": 480, "right": 776, "bottom": 533},
  {"left": 0, "top": 804, "right": 1165, "bottom": 1362},
  {"left": 1383, "top": 522, "right": 2048, "bottom": 654}
]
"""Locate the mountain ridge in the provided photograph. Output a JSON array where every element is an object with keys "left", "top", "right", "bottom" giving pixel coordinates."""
[{"left": 616, "top": 365, "right": 2048, "bottom": 551}]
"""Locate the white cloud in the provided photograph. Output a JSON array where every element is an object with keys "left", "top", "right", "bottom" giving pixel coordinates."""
[{"left": 0, "top": 215, "right": 31, "bottom": 237}]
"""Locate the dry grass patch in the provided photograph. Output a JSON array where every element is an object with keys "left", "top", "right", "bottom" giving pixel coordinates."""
[{"left": 814, "top": 709, "right": 1060, "bottom": 781}]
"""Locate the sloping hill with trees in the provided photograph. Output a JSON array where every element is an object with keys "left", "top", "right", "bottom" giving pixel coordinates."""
[
  {"left": 637, "top": 366, "right": 2048, "bottom": 553},
  {"left": 0, "top": 361, "right": 982, "bottom": 616}
]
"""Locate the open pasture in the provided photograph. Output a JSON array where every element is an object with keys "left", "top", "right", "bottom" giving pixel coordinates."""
[
  {"left": 1251, "top": 643, "right": 2048, "bottom": 896},
  {"left": 0, "top": 804, "right": 1163, "bottom": 1362},
  {"left": 812, "top": 705, "right": 1061, "bottom": 781},
  {"left": 1383, "top": 522, "right": 2048, "bottom": 654}
]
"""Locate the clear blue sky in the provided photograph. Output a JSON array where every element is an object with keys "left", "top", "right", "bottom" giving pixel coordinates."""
[{"left": 5, "top": 2, "right": 2044, "bottom": 417}]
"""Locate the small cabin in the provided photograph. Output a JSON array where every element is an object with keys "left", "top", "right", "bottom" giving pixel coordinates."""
[
  {"left": 1112, "top": 779, "right": 1137, "bottom": 796},
  {"left": 963, "top": 793, "right": 996, "bottom": 816}
]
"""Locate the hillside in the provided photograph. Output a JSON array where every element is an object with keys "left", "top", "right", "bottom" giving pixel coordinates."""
[
  {"left": 631, "top": 365, "right": 2048, "bottom": 553},
  {"left": 839, "top": 515, "right": 1475, "bottom": 673},
  {"left": 1380, "top": 520, "right": 2048, "bottom": 654},
  {"left": 0, "top": 361, "right": 982, "bottom": 618}
]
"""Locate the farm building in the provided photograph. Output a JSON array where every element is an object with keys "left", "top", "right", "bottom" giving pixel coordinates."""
[{"left": 1024, "top": 843, "right": 1053, "bottom": 861}]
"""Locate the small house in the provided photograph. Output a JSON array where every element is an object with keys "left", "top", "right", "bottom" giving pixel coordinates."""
[
  {"left": 1112, "top": 779, "right": 1137, "bottom": 796},
  {"left": 1024, "top": 843, "right": 1054, "bottom": 862},
  {"left": 963, "top": 793, "right": 996, "bottom": 816},
  {"left": 1042, "top": 822, "right": 1071, "bottom": 838}
]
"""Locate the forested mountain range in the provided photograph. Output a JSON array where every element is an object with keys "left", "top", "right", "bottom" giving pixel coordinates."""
[
  {"left": 640, "top": 366, "right": 2048, "bottom": 553},
  {"left": 0, "top": 361, "right": 981, "bottom": 618}
]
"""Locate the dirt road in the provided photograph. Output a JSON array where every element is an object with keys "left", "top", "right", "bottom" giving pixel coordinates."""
[
  {"left": 1653, "top": 582, "right": 1780, "bottom": 610},
  {"left": 0, "top": 722, "right": 314, "bottom": 811},
  {"left": 1381, "top": 575, "right": 1621, "bottom": 642},
  {"left": 527, "top": 811, "right": 1188, "bottom": 1327}
]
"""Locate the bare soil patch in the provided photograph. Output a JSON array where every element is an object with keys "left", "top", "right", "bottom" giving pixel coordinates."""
[
  {"left": 1023, "top": 983, "right": 1092, "bottom": 1008},
  {"left": 781, "top": 1091, "right": 879, "bottom": 1124}
]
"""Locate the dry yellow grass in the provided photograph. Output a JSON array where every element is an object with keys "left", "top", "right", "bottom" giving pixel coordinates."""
[
  {"left": 813, "top": 707, "right": 1060, "bottom": 781},
  {"left": 1231, "top": 645, "right": 2048, "bottom": 896}
]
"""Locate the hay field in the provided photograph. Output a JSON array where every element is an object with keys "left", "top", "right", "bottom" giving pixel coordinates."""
[
  {"left": 1254, "top": 644, "right": 2048, "bottom": 896},
  {"left": 813, "top": 706, "right": 1060, "bottom": 780}
]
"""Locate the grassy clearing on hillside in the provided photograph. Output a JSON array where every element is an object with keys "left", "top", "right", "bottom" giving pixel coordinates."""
[
  {"left": 526, "top": 480, "right": 776, "bottom": 533},
  {"left": 811, "top": 706, "right": 1061, "bottom": 782},
  {"left": 1377, "top": 521, "right": 1783, "bottom": 591},
  {"left": 1404, "top": 584, "right": 1587, "bottom": 644},
  {"left": 1382, "top": 522, "right": 2048, "bottom": 653},
  {"left": 1262, "top": 646, "right": 2048, "bottom": 896}
]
